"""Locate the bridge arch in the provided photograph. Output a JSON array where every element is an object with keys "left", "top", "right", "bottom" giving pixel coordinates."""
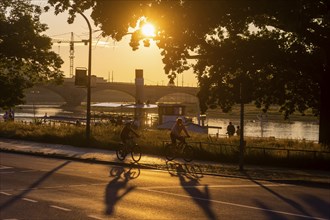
[
  {"left": 84, "top": 89, "right": 135, "bottom": 103},
  {"left": 25, "top": 87, "right": 66, "bottom": 105},
  {"left": 39, "top": 84, "right": 87, "bottom": 106},
  {"left": 93, "top": 83, "right": 136, "bottom": 98},
  {"left": 30, "top": 81, "right": 200, "bottom": 107},
  {"left": 144, "top": 85, "right": 199, "bottom": 103},
  {"left": 156, "top": 92, "right": 199, "bottom": 104}
]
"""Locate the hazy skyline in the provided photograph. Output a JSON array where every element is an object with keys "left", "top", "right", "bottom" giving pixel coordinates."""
[{"left": 34, "top": 1, "right": 198, "bottom": 86}]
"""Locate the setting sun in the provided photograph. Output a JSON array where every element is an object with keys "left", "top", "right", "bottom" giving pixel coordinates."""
[{"left": 141, "top": 23, "right": 156, "bottom": 37}]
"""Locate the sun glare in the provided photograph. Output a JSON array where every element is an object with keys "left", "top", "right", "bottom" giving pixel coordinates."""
[{"left": 141, "top": 23, "right": 156, "bottom": 37}]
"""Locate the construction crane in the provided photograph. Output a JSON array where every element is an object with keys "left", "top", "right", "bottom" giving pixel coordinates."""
[{"left": 52, "top": 32, "right": 88, "bottom": 78}]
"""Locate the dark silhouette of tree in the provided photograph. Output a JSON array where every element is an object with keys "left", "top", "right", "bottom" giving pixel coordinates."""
[
  {"left": 46, "top": 0, "right": 329, "bottom": 145},
  {"left": 0, "top": 0, "right": 63, "bottom": 108}
]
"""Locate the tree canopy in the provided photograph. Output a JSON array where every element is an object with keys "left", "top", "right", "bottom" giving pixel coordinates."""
[
  {"left": 0, "top": 0, "right": 63, "bottom": 108},
  {"left": 46, "top": 0, "right": 329, "bottom": 144}
]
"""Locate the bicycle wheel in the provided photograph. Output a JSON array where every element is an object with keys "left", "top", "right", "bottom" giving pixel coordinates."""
[
  {"left": 109, "top": 166, "right": 125, "bottom": 177},
  {"left": 165, "top": 143, "right": 176, "bottom": 161},
  {"left": 186, "top": 163, "right": 203, "bottom": 178},
  {"left": 116, "top": 145, "right": 126, "bottom": 161},
  {"left": 182, "top": 145, "right": 194, "bottom": 162},
  {"left": 127, "top": 166, "right": 141, "bottom": 179},
  {"left": 131, "top": 145, "right": 142, "bottom": 162}
]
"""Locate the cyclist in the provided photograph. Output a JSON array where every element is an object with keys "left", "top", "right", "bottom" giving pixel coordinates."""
[
  {"left": 170, "top": 117, "right": 190, "bottom": 145},
  {"left": 120, "top": 121, "right": 140, "bottom": 144}
]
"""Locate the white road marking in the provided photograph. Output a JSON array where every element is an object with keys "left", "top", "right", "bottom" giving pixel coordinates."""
[
  {"left": 90, "top": 183, "right": 107, "bottom": 186},
  {"left": 43, "top": 186, "right": 64, "bottom": 189},
  {"left": 0, "top": 165, "right": 13, "bottom": 169},
  {"left": 141, "top": 188, "right": 328, "bottom": 220},
  {"left": 17, "top": 187, "right": 39, "bottom": 191},
  {"left": 2, "top": 182, "right": 109, "bottom": 192},
  {"left": 69, "top": 184, "right": 87, "bottom": 187},
  {"left": 50, "top": 205, "right": 71, "bottom": 212},
  {"left": 20, "top": 170, "right": 37, "bottom": 173},
  {"left": 22, "top": 198, "right": 38, "bottom": 203},
  {"left": 0, "top": 166, "right": 38, "bottom": 174},
  {"left": 88, "top": 215, "right": 104, "bottom": 220},
  {"left": 140, "top": 183, "right": 288, "bottom": 190},
  {"left": 0, "top": 191, "right": 12, "bottom": 196}
]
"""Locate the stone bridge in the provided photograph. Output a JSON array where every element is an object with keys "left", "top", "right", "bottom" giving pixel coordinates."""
[{"left": 35, "top": 81, "right": 199, "bottom": 106}]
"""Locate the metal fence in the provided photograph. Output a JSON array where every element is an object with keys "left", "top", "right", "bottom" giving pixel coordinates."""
[{"left": 164, "top": 141, "right": 330, "bottom": 160}]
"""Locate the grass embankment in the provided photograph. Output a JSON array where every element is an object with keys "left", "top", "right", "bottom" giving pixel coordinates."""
[
  {"left": 0, "top": 121, "right": 328, "bottom": 170},
  {"left": 202, "top": 104, "right": 319, "bottom": 122}
]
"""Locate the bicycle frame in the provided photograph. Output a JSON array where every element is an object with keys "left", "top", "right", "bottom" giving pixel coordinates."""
[
  {"left": 116, "top": 138, "right": 141, "bottom": 162},
  {"left": 165, "top": 138, "right": 193, "bottom": 162}
]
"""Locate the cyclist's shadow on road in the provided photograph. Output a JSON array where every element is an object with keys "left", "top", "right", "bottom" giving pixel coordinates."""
[
  {"left": 104, "top": 164, "right": 140, "bottom": 215},
  {"left": 166, "top": 161, "right": 216, "bottom": 220}
]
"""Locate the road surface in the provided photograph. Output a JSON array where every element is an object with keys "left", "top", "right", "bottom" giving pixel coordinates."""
[{"left": 1, "top": 152, "right": 329, "bottom": 220}]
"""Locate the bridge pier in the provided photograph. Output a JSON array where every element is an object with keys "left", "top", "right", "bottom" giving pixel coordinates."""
[{"left": 135, "top": 69, "right": 144, "bottom": 128}]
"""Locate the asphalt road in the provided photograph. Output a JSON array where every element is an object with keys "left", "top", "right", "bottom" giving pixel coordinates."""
[{"left": 1, "top": 152, "right": 329, "bottom": 220}]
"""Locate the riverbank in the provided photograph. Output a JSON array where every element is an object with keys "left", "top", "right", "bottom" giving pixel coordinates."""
[
  {"left": 7, "top": 102, "right": 320, "bottom": 141},
  {"left": 0, "top": 121, "right": 328, "bottom": 171},
  {"left": 201, "top": 104, "right": 319, "bottom": 122}
]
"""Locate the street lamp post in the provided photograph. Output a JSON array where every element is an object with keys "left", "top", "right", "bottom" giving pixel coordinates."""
[
  {"left": 239, "top": 82, "right": 245, "bottom": 171},
  {"left": 73, "top": 18, "right": 152, "bottom": 144},
  {"left": 78, "top": 12, "right": 92, "bottom": 145}
]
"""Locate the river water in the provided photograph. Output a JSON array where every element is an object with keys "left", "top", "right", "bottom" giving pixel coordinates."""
[{"left": 5, "top": 104, "right": 319, "bottom": 142}]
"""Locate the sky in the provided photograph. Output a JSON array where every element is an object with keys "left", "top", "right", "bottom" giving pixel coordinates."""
[{"left": 32, "top": 1, "right": 198, "bottom": 87}]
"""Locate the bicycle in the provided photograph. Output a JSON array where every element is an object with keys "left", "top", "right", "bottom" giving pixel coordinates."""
[
  {"left": 109, "top": 165, "right": 141, "bottom": 180},
  {"left": 116, "top": 138, "right": 141, "bottom": 162},
  {"left": 165, "top": 161, "right": 203, "bottom": 179},
  {"left": 165, "top": 137, "right": 194, "bottom": 162}
]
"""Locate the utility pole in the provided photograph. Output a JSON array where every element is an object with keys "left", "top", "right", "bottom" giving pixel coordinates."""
[
  {"left": 78, "top": 12, "right": 92, "bottom": 145},
  {"left": 239, "top": 82, "right": 245, "bottom": 171}
]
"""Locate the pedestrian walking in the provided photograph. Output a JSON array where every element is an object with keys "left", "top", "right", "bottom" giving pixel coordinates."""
[
  {"left": 226, "top": 122, "right": 235, "bottom": 137},
  {"left": 236, "top": 126, "right": 240, "bottom": 136}
]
